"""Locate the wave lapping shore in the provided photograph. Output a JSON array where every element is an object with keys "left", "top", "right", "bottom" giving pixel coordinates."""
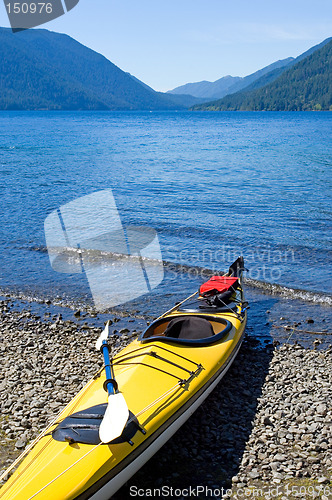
[{"left": 0, "top": 299, "right": 331, "bottom": 498}]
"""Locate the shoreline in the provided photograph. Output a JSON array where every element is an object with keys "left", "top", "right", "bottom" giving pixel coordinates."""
[{"left": 0, "top": 298, "right": 331, "bottom": 498}]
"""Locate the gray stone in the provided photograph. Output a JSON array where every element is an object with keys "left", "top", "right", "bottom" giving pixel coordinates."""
[
  {"left": 15, "top": 439, "right": 26, "bottom": 449},
  {"left": 317, "top": 477, "right": 329, "bottom": 484},
  {"left": 248, "top": 469, "right": 260, "bottom": 479}
]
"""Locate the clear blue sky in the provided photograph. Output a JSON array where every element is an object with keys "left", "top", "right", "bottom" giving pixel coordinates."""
[{"left": 1, "top": 0, "right": 331, "bottom": 91}]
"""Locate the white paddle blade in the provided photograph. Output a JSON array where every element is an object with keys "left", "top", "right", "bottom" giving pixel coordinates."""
[
  {"left": 99, "top": 393, "right": 129, "bottom": 443},
  {"left": 95, "top": 321, "right": 110, "bottom": 351}
]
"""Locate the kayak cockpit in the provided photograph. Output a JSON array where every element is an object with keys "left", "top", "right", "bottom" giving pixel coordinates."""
[{"left": 140, "top": 315, "right": 232, "bottom": 346}]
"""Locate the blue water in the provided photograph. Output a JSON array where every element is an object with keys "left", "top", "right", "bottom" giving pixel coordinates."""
[{"left": 0, "top": 111, "right": 331, "bottom": 316}]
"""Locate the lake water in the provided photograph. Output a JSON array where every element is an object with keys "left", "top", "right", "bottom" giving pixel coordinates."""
[{"left": 0, "top": 111, "right": 331, "bottom": 337}]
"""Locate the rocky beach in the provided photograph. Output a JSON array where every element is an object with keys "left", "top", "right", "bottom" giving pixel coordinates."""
[{"left": 0, "top": 297, "right": 331, "bottom": 499}]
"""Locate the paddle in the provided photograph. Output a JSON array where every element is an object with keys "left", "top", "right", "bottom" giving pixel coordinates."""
[{"left": 96, "top": 321, "right": 129, "bottom": 443}]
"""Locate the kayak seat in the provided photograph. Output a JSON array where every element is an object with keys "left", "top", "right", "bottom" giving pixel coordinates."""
[
  {"left": 164, "top": 316, "right": 214, "bottom": 339},
  {"left": 52, "top": 405, "right": 139, "bottom": 445},
  {"left": 141, "top": 314, "right": 232, "bottom": 346}
]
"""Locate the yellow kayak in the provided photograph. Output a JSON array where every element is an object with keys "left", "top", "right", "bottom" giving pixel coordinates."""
[{"left": 0, "top": 257, "right": 248, "bottom": 500}]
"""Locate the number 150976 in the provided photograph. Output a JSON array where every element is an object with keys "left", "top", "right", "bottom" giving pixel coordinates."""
[{"left": 6, "top": 2, "right": 53, "bottom": 14}]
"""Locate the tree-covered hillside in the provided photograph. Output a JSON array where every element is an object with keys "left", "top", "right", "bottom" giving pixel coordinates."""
[
  {"left": 0, "top": 28, "right": 194, "bottom": 110},
  {"left": 193, "top": 39, "right": 332, "bottom": 111}
]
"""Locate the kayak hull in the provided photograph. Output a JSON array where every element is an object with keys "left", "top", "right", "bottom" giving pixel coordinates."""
[{"left": 1, "top": 259, "right": 247, "bottom": 500}]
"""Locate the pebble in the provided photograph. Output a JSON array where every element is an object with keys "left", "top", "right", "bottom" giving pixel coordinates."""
[
  {"left": 317, "top": 476, "right": 329, "bottom": 483},
  {"left": 15, "top": 439, "right": 26, "bottom": 450}
]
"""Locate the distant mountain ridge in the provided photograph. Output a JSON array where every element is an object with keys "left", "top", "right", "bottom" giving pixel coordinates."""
[
  {"left": 168, "top": 58, "right": 294, "bottom": 99},
  {"left": 126, "top": 72, "right": 207, "bottom": 107},
  {"left": 1, "top": 28, "right": 331, "bottom": 112},
  {"left": 193, "top": 38, "right": 332, "bottom": 111},
  {"left": 0, "top": 27, "right": 200, "bottom": 110},
  {"left": 168, "top": 75, "right": 242, "bottom": 99}
]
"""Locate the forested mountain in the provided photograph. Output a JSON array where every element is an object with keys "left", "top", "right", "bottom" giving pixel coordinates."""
[
  {"left": 193, "top": 38, "right": 332, "bottom": 111},
  {"left": 0, "top": 28, "right": 198, "bottom": 110},
  {"left": 168, "top": 58, "right": 293, "bottom": 99}
]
